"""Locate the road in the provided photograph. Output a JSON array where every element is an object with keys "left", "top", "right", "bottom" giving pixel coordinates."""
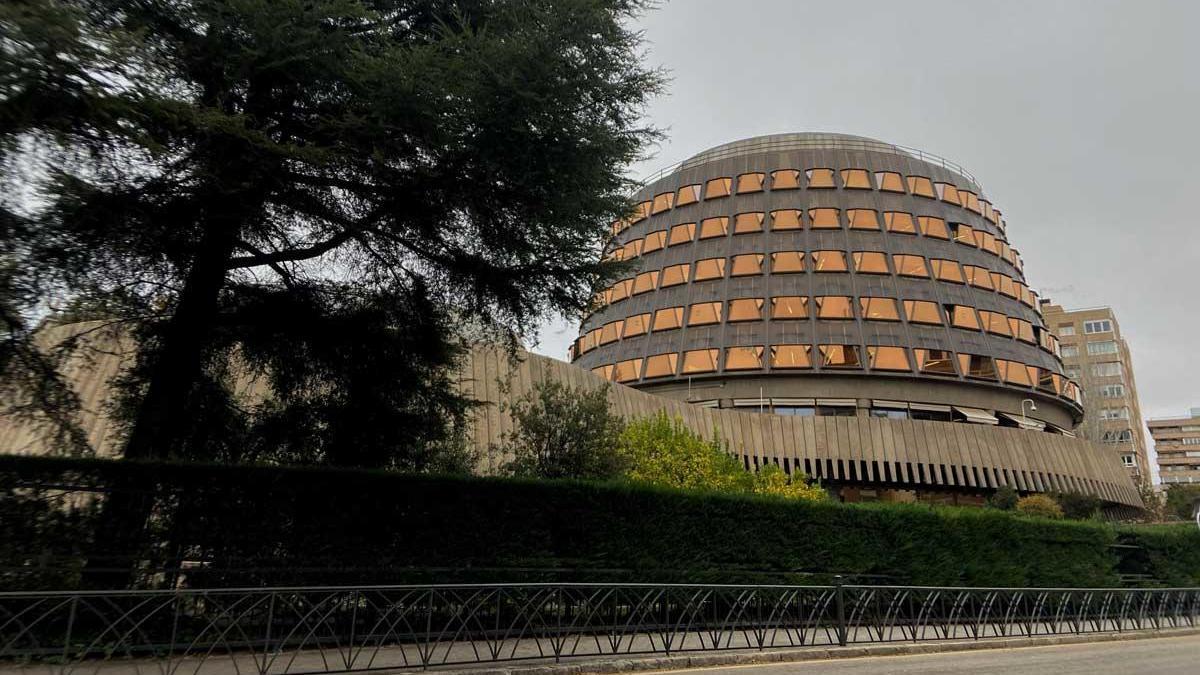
[{"left": 656, "top": 635, "right": 1200, "bottom": 675}]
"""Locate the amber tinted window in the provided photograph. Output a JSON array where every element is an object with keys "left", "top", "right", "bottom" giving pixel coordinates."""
[
  {"left": 676, "top": 184, "right": 701, "bottom": 207},
  {"left": 812, "top": 250, "right": 848, "bottom": 272},
  {"left": 631, "top": 201, "right": 651, "bottom": 222},
  {"left": 808, "top": 208, "right": 840, "bottom": 228},
  {"left": 693, "top": 257, "right": 726, "bottom": 281},
  {"left": 959, "top": 354, "right": 997, "bottom": 380},
  {"left": 620, "top": 239, "right": 642, "bottom": 259},
  {"left": 907, "top": 175, "right": 935, "bottom": 197},
  {"left": 699, "top": 216, "right": 729, "bottom": 239},
  {"left": 893, "top": 254, "right": 930, "bottom": 278},
  {"left": 953, "top": 223, "right": 976, "bottom": 245},
  {"left": 652, "top": 307, "right": 683, "bottom": 331},
  {"left": 687, "top": 301, "right": 722, "bottom": 326},
  {"left": 994, "top": 273, "right": 1017, "bottom": 298},
  {"left": 884, "top": 211, "right": 916, "bottom": 234},
  {"left": 771, "top": 251, "right": 805, "bottom": 273},
  {"left": 725, "top": 346, "right": 764, "bottom": 371},
  {"left": 736, "top": 172, "right": 765, "bottom": 194},
  {"left": 614, "top": 358, "right": 643, "bottom": 383},
  {"left": 853, "top": 251, "right": 889, "bottom": 274},
  {"left": 936, "top": 182, "right": 960, "bottom": 204},
  {"left": 964, "top": 265, "right": 993, "bottom": 289},
  {"left": 643, "top": 353, "right": 678, "bottom": 379},
  {"left": 730, "top": 253, "right": 764, "bottom": 276},
  {"left": 609, "top": 278, "right": 633, "bottom": 302},
  {"left": 578, "top": 332, "right": 596, "bottom": 354},
  {"left": 841, "top": 168, "right": 872, "bottom": 189},
  {"left": 681, "top": 348, "right": 719, "bottom": 374},
  {"left": 660, "top": 263, "right": 690, "bottom": 287},
  {"left": 651, "top": 192, "right": 674, "bottom": 214},
  {"left": 931, "top": 259, "right": 964, "bottom": 283},
  {"left": 815, "top": 296, "right": 854, "bottom": 319},
  {"left": 960, "top": 191, "right": 981, "bottom": 213},
  {"left": 771, "top": 169, "right": 801, "bottom": 190},
  {"left": 919, "top": 216, "right": 949, "bottom": 239},
  {"left": 975, "top": 230, "right": 1000, "bottom": 255},
  {"left": 904, "top": 300, "right": 943, "bottom": 325},
  {"left": 599, "top": 320, "right": 623, "bottom": 345},
  {"left": 915, "top": 349, "right": 957, "bottom": 376},
  {"left": 998, "top": 359, "right": 1034, "bottom": 387},
  {"left": 1009, "top": 318, "right": 1035, "bottom": 343},
  {"left": 947, "top": 304, "right": 980, "bottom": 330},
  {"left": 869, "top": 346, "right": 911, "bottom": 371},
  {"left": 631, "top": 271, "right": 658, "bottom": 295},
  {"left": 769, "top": 209, "right": 802, "bottom": 231},
  {"left": 704, "top": 177, "right": 732, "bottom": 199},
  {"left": 806, "top": 168, "right": 836, "bottom": 188},
  {"left": 733, "top": 212, "right": 765, "bottom": 234},
  {"left": 819, "top": 344, "right": 862, "bottom": 368},
  {"left": 980, "top": 311, "right": 1011, "bottom": 336},
  {"left": 876, "top": 171, "right": 905, "bottom": 192},
  {"left": 847, "top": 208, "right": 880, "bottom": 230},
  {"left": 590, "top": 364, "right": 614, "bottom": 381},
  {"left": 771, "top": 344, "right": 812, "bottom": 369},
  {"left": 623, "top": 313, "right": 650, "bottom": 337},
  {"left": 667, "top": 222, "right": 695, "bottom": 246},
  {"left": 860, "top": 297, "right": 901, "bottom": 321},
  {"left": 771, "top": 296, "right": 808, "bottom": 319},
  {"left": 728, "top": 298, "right": 764, "bottom": 322},
  {"left": 642, "top": 230, "right": 666, "bottom": 253}
]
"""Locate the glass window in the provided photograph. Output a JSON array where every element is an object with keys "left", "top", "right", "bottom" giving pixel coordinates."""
[
  {"left": 688, "top": 301, "right": 723, "bottom": 326},
  {"left": 847, "top": 208, "right": 880, "bottom": 230},
  {"left": 806, "top": 168, "right": 836, "bottom": 188},
  {"left": 676, "top": 184, "right": 701, "bottom": 207},
  {"left": 590, "top": 365, "right": 614, "bottom": 381},
  {"left": 681, "top": 348, "right": 719, "bottom": 374},
  {"left": 958, "top": 353, "right": 998, "bottom": 379},
  {"left": 815, "top": 295, "right": 854, "bottom": 319},
  {"left": 1084, "top": 320, "right": 1113, "bottom": 334},
  {"left": 808, "top": 208, "right": 841, "bottom": 228},
  {"left": 699, "top": 216, "right": 729, "bottom": 239},
  {"left": 868, "top": 346, "right": 910, "bottom": 371},
  {"left": 853, "top": 251, "right": 889, "bottom": 274},
  {"left": 860, "top": 297, "right": 901, "bottom": 321},
  {"left": 642, "top": 230, "right": 666, "bottom": 253},
  {"left": 819, "top": 344, "right": 862, "bottom": 368},
  {"left": 992, "top": 273, "right": 1017, "bottom": 298},
  {"left": 947, "top": 304, "right": 980, "bottom": 330},
  {"left": 1009, "top": 318, "right": 1035, "bottom": 343},
  {"left": 1087, "top": 340, "right": 1118, "bottom": 355},
  {"left": 660, "top": 263, "right": 690, "bottom": 287},
  {"left": 631, "top": 270, "right": 659, "bottom": 295},
  {"left": 704, "top": 177, "right": 732, "bottom": 199},
  {"left": 736, "top": 172, "right": 765, "bottom": 193},
  {"left": 651, "top": 191, "right": 674, "bottom": 214},
  {"left": 980, "top": 311, "right": 1011, "bottom": 336},
  {"left": 936, "top": 182, "right": 960, "bottom": 204},
  {"left": 771, "top": 344, "right": 812, "bottom": 369},
  {"left": 652, "top": 307, "right": 683, "bottom": 331},
  {"left": 876, "top": 171, "right": 905, "bottom": 193},
  {"left": 771, "top": 169, "right": 801, "bottom": 190},
  {"left": 953, "top": 223, "right": 976, "bottom": 246},
  {"left": 812, "top": 250, "right": 848, "bottom": 272},
  {"left": 930, "top": 259, "right": 964, "bottom": 283},
  {"left": 975, "top": 230, "right": 1000, "bottom": 255},
  {"left": 1060, "top": 345, "right": 1079, "bottom": 358},
  {"left": 884, "top": 211, "right": 916, "bottom": 234},
  {"left": 893, "top": 254, "right": 930, "bottom": 277},
  {"left": 623, "top": 313, "right": 650, "bottom": 338},
  {"left": 960, "top": 191, "right": 981, "bottom": 213},
  {"left": 915, "top": 349, "right": 957, "bottom": 376},
  {"left": 620, "top": 239, "right": 643, "bottom": 260},
  {"left": 907, "top": 175, "right": 936, "bottom": 198},
  {"left": 730, "top": 253, "right": 764, "bottom": 276},
  {"left": 643, "top": 353, "right": 678, "bottom": 379},
  {"left": 918, "top": 216, "right": 949, "bottom": 239},
  {"left": 728, "top": 297, "right": 764, "bottom": 322},
  {"left": 770, "top": 251, "right": 806, "bottom": 273},
  {"left": 770, "top": 209, "right": 802, "bottom": 230},
  {"left": 997, "top": 359, "right": 1035, "bottom": 387},
  {"left": 693, "top": 257, "right": 726, "bottom": 281},
  {"left": 1057, "top": 324, "right": 1076, "bottom": 336},
  {"left": 614, "top": 358, "right": 643, "bottom": 383},
  {"left": 630, "top": 201, "right": 651, "bottom": 223},
  {"left": 667, "top": 222, "right": 695, "bottom": 246},
  {"left": 733, "top": 212, "right": 765, "bottom": 234},
  {"left": 599, "top": 320, "right": 623, "bottom": 345},
  {"left": 904, "top": 300, "right": 943, "bottom": 325},
  {"left": 609, "top": 278, "right": 633, "bottom": 302},
  {"left": 771, "top": 295, "right": 809, "bottom": 319},
  {"left": 964, "top": 265, "right": 993, "bottom": 289},
  {"left": 841, "top": 168, "right": 872, "bottom": 189},
  {"left": 725, "top": 346, "right": 764, "bottom": 371}
]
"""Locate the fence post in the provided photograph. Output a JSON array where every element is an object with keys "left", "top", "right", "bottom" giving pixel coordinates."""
[
  {"left": 834, "top": 576, "right": 847, "bottom": 647},
  {"left": 60, "top": 595, "right": 78, "bottom": 675}
]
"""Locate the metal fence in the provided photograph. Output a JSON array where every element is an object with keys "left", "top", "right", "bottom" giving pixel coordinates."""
[{"left": 2, "top": 582, "right": 1199, "bottom": 674}]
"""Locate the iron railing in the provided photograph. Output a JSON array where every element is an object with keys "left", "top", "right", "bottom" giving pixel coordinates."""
[{"left": 2, "top": 582, "right": 1198, "bottom": 674}]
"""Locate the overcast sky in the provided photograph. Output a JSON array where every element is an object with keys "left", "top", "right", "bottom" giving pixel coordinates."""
[{"left": 530, "top": 0, "right": 1200, "bottom": 428}]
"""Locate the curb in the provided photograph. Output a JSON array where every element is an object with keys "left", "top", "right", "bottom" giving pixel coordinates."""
[{"left": 398, "top": 626, "right": 1200, "bottom": 675}]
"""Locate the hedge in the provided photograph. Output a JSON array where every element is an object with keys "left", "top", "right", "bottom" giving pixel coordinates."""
[{"left": 1, "top": 455, "right": 1195, "bottom": 590}]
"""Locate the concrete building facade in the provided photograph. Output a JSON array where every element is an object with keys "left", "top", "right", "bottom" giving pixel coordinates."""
[{"left": 1149, "top": 409, "right": 1200, "bottom": 485}]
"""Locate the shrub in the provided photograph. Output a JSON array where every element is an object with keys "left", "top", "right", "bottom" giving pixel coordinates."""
[
  {"left": 988, "top": 485, "right": 1019, "bottom": 510},
  {"left": 1165, "top": 484, "right": 1200, "bottom": 521},
  {"left": 752, "top": 464, "right": 828, "bottom": 502},
  {"left": 1017, "top": 494, "right": 1064, "bottom": 519},
  {"left": 495, "top": 380, "right": 625, "bottom": 480},
  {"left": 1054, "top": 492, "right": 1102, "bottom": 520}
]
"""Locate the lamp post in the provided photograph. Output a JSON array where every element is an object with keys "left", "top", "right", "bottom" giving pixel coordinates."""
[{"left": 1021, "top": 398, "right": 1037, "bottom": 426}]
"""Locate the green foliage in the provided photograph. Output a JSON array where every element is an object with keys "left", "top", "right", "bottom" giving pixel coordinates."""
[
  {"left": 1054, "top": 492, "right": 1102, "bottom": 521},
  {"left": 1017, "top": 494, "right": 1064, "bottom": 520},
  {"left": 498, "top": 380, "right": 626, "bottom": 480},
  {"left": 1165, "top": 484, "right": 1200, "bottom": 521},
  {"left": 988, "top": 485, "right": 1019, "bottom": 510}
]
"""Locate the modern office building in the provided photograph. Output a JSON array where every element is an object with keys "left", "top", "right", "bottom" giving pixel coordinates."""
[
  {"left": 1149, "top": 409, "right": 1200, "bottom": 485},
  {"left": 1040, "top": 302, "right": 1151, "bottom": 481},
  {"left": 569, "top": 132, "right": 1138, "bottom": 507}
]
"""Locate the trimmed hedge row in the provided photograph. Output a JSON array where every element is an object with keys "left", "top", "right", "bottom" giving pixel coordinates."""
[{"left": 1, "top": 456, "right": 1196, "bottom": 590}]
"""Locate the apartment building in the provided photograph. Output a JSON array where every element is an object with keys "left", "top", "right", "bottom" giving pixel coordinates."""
[{"left": 1149, "top": 409, "right": 1200, "bottom": 485}]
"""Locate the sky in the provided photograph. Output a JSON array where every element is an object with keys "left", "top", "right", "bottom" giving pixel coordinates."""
[{"left": 529, "top": 0, "right": 1200, "bottom": 434}]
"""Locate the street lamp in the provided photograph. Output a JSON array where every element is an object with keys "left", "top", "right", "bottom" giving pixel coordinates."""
[{"left": 1021, "top": 398, "right": 1037, "bottom": 426}]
